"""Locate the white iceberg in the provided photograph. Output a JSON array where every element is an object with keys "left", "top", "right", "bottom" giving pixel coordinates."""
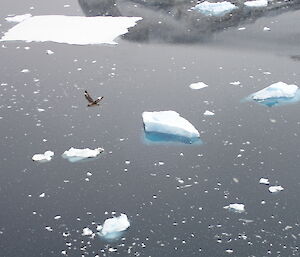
[
  {"left": 204, "top": 110, "right": 215, "bottom": 116},
  {"left": 98, "top": 213, "right": 130, "bottom": 239},
  {"left": 142, "top": 111, "right": 200, "bottom": 139},
  {"left": 259, "top": 178, "right": 270, "bottom": 185},
  {"left": 5, "top": 14, "right": 32, "bottom": 23},
  {"left": 268, "top": 185, "right": 284, "bottom": 193},
  {"left": 32, "top": 151, "right": 54, "bottom": 162},
  {"left": 62, "top": 147, "right": 103, "bottom": 162},
  {"left": 244, "top": 0, "right": 268, "bottom": 7},
  {"left": 224, "top": 203, "right": 245, "bottom": 213},
  {"left": 189, "top": 82, "right": 208, "bottom": 90},
  {"left": 82, "top": 227, "right": 93, "bottom": 236},
  {"left": 1, "top": 15, "right": 142, "bottom": 45},
  {"left": 252, "top": 82, "right": 299, "bottom": 100},
  {"left": 193, "top": 1, "right": 237, "bottom": 16}
]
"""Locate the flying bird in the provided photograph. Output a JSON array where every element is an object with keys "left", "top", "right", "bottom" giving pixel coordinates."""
[{"left": 84, "top": 90, "right": 104, "bottom": 107}]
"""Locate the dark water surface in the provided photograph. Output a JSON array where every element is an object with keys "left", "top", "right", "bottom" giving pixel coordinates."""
[{"left": 0, "top": 1, "right": 300, "bottom": 257}]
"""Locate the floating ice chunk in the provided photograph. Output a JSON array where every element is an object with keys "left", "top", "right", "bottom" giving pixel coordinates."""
[
  {"left": 252, "top": 82, "right": 299, "bottom": 100},
  {"left": 1, "top": 15, "right": 142, "bottom": 45},
  {"left": 244, "top": 0, "right": 268, "bottom": 8},
  {"left": 5, "top": 14, "right": 32, "bottom": 23},
  {"left": 268, "top": 185, "right": 284, "bottom": 193},
  {"left": 46, "top": 50, "right": 54, "bottom": 55},
  {"left": 259, "top": 178, "right": 269, "bottom": 185},
  {"left": 204, "top": 110, "right": 215, "bottom": 116},
  {"left": 193, "top": 1, "right": 237, "bottom": 16},
  {"left": 224, "top": 203, "right": 245, "bottom": 213},
  {"left": 230, "top": 81, "right": 241, "bottom": 86},
  {"left": 143, "top": 111, "right": 200, "bottom": 140},
  {"left": 62, "top": 147, "right": 103, "bottom": 162},
  {"left": 98, "top": 213, "right": 130, "bottom": 239},
  {"left": 189, "top": 82, "right": 208, "bottom": 90},
  {"left": 82, "top": 227, "right": 93, "bottom": 236},
  {"left": 32, "top": 151, "right": 54, "bottom": 162},
  {"left": 39, "top": 192, "right": 45, "bottom": 198}
]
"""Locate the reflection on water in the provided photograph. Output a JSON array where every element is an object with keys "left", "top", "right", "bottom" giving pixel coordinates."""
[{"left": 78, "top": 0, "right": 300, "bottom": 43}]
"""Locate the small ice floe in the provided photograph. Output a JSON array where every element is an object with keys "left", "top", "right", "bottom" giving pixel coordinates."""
[
  {"left": 259, "top": 178, "right": 269, "bottom": 185},
  {"left": 268, "top": 185, "right": 284, "bottom": 193},
  {"left": 189, "top": 82, "right": 208, "bottom": 90},
  {"left": 192, "top": 1, "right": 237, "bottom": 16},
  {"left": 82, "top": 227, "right": 93, "bottom": 236},
  {"left": 224, "top": 203, "right": 245, "bottom": 213},
  {"left": 62, "top": 147, "right": 104, "bottom": 162},
  {"left": 46, "top": 50, "right": 54, "bottom": 55},
  {"left": 5, "top": 14, "right": 32, "bottom": 23},
  {"left": 250, "top": 82, "right": 300, "bottom": 107},
  {"left": 203, "top": 110, "right": 215, "bottom": 116},
  {"left": 98, "top": 213, "right": 130, "bottom": 240},
  {"left": 230, "top": 81, "right": 241, "bottom": 86},
  {"left": 244, "top": 0, "right": 268, "bottom": 8},
  {"left": 142, "top": 111, "right": 200, "bottom": 144},
  {"left": 39, "top": 192, "right": 45, "bottom": 198},
  {"left": 0, "top": 15, "right": 142, "bottom": 45},
  {"left": 32, "top": 151, "right": 54, "bottom": 162}
]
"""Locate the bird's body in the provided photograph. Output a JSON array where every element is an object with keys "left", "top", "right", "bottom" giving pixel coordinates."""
[{"left": 84, "top": 90, "right": 104, "bottom": 107}]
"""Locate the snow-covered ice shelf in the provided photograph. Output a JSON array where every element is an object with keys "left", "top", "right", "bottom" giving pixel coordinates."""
[{"left": 1, "top": 15, "right": 142, "bottom": 45}]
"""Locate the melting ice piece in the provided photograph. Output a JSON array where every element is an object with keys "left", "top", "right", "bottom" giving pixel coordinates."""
[
  {"left": 250, "top": 82, "right": 299, "bottom": 107},
  {"left": 1, "top": 15, "right": 142, "bottom": 45},
  {"left": 143, "top": 111, "right": 200, "bottom": 143},
  {"left": 189, "top": 82, "right": 208, "bottom": 90},
  {"left": 98, "top": 213, "right": 130, "bottom": 240},
  {"left": 224, "top": 203, "right": 245, "bottom": 213},
  {"left": 268, "top": 185, "right": 284, "bottom": 193},
  {"left": 259, "top": 178, "right": 270, "bottom": 185},
  {"left": 62, "top": 147, "right": 103, "bottom": 162},
  {"left": 203, "top": 110, "right": 215, "bottom": 116},
  {"left": 82, "top": 227, "right": 93, "bottom": 236},
  {"left": 244, "top": 0, "right": 268, "bottom": 7},
  {"left": 193, "top": 1, "right": 237, "bottom": 16},
  {"left": 32, "top": 151, "right": 54, "bottom": 162},
  {"left": 5, "top": 14, "right": 32, "bottom": 23},
  {"left": 252, "top": 82, "right": 298, "bottom": 100}
]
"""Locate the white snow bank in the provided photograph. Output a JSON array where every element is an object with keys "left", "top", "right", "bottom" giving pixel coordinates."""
[
  {"left": 244, "top": 0, "right": 268, "bottom": 7},
  {"left": 98, "top": 213, "right": 130, "bottom": 238},
  {"left": 224, "top": 203, "right": 245, "bottom": 213},
  {"left": 252, "top": 82, "right": 299, "bottom": 100},
  {"left": 269, "top": 185, "right": 284, "bottom": 193},
  {"left": 62, "top": 147, "right": 103, "bottom": 162},
  {"left": 5, "top": 14, "right": 32, "bottom": 23},
  {"left": 193, "top": 1, "right": 237, "bottom": 16},
  {"left": 143, "top": 111, "right": 200, "bottom": 139},
  {"left": 32, "top": 151, "right": 54, "bottom": 162},
  {"left": 189, "top": 82, "right": 208, "bottom": 90},
  {"left": 1, "top": 15, "right": 142, "bottom": 45}
]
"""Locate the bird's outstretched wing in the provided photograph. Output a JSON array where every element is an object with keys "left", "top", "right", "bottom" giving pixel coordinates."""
[
  {"left": 95, "top": 96, "right": 104, "bottom": 104},
  {"left": 84, "top": 90, "right": 94, "bottom": 103}
]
